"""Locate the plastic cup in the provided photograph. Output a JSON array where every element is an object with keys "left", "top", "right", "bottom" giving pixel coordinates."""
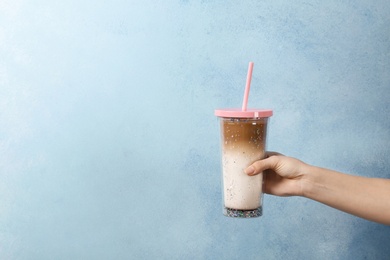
[{"left": 215, "top": 108, "right": 273, "bottom": 218}]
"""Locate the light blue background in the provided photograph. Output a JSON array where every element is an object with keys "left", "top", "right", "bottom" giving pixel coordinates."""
[{"left": 1, "top": 1, "right": 390, "bottom": 259}]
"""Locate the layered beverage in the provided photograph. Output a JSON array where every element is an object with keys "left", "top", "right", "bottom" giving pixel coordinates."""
[{"left": 215, "top": 109, "right": 272, "bottom": 218}]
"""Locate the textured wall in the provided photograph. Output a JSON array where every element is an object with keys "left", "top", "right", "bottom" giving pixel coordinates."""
[{"left": 1, "top": 1, "right": 390, "bottom": 259}]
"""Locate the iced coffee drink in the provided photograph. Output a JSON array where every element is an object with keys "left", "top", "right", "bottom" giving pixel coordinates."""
[{"left": 215, "top": 109, "right": 272, "bottom": 218}]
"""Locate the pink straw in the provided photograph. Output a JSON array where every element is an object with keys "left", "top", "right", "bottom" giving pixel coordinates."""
[{"left": 241, "top": 62, "right": 254, "bottom": 111}]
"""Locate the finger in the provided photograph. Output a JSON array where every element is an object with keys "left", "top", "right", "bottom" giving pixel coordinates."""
[{"left": 245, "top": 155, "right": 279, "bottom": 176}]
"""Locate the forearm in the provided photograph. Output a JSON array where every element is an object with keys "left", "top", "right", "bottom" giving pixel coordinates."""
[{"left": 301, "top": 165, "right": 390, "bottom": 225}]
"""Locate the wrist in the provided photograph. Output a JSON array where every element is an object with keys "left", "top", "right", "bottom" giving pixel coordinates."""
[{"left": 299, "top": 163, "right": 320, "bottom": 198}]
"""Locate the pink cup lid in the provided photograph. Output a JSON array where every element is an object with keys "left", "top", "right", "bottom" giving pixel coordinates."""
[{"left": 215, "top": 108, "right": 273, "bottom": 118}]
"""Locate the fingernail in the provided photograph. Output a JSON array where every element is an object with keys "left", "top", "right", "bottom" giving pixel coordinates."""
[{"left": 245, "top": 166, "right": 255, "bottom": 175}]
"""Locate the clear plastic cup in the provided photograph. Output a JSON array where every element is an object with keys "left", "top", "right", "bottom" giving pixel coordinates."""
[{"left": 215, "top": 109, "right": 272, "bottom": 218}]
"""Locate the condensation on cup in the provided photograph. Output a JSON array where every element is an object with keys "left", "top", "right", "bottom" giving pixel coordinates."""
[{"left": 215, "top": 108, "right": 273, "bottom": 218}]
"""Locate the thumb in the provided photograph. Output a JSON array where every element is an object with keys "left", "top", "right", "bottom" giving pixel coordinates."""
[{"left": 245, "top": 156, "right": 278, "bottom": 176}]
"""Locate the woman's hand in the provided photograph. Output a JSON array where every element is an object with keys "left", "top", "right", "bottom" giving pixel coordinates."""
[{"left": 245, "top": 152, "right": 309, "bottom": 196}]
